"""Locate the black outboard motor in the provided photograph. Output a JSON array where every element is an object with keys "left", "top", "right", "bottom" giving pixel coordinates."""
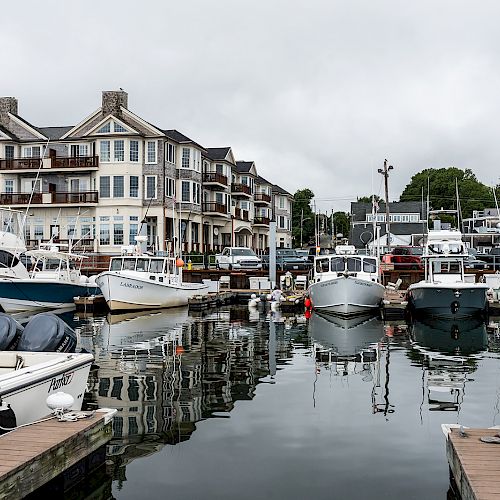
[
  {"left": 18, "top": 313, "right": 77, "bottom": 353},
  {"left": 0, "top": 313, "right": 24, "bottom": 350}
]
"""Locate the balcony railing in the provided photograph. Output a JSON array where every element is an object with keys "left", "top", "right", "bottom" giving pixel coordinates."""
[
  {"left": 231, "top": 183, "right": 252, "bottom": 196},
  {"left": 203, "top": 172, "right": 228, "bottom": 186},
  {"left": 0, "top": 191, "right": 98, "bottom": 205},
  {"left": 234, "top": 207, "right": 249, "bottom": 221},
  {"left": 254, "top": 216, "right": 270, "bottom": 225},
  {"left": 0, "top": 155, "right": 99, "bottom": 171},
  {"left": 202, "top": 202, "right": 227, "bottom": 215},
  {"left": 254, "top": 193, "right": 271, "bottom": 203}
]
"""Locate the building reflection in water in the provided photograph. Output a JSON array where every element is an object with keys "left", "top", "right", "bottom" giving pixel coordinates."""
[
  {"left": 81, "top": 307, "right": 300, "bottom": 486},
  {"left": 407, "top": 317, "right": 487, "bottom": 414}
]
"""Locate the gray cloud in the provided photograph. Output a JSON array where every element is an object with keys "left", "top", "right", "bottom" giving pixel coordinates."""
[{"left": 2, "top": 0, "right": 500, "bottom": 212}]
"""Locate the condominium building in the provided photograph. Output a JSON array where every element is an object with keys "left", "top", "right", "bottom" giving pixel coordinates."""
[{"left": 0, "top": 91, "right": 293, "bottom": 254}]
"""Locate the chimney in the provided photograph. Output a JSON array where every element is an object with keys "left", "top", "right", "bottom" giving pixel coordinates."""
[
  {"left": 102, "top": 90, "right": 128, "bottom": 116},
  {"left": 0, "top": 97, "right": 18, "bottom": 126}
]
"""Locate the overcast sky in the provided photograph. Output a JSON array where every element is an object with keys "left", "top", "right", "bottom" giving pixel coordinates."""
[{"left": 3, "top": 0, "right": 500, "bottom": 212}]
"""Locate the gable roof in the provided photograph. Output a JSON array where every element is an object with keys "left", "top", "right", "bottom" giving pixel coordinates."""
[
  {"left": 256, "top": 175, "right": 272, "bottom": 185},
  {"left": 235, "top": 161, "right": 254, "bottom": 173},
  {"left": 163, "top": 129, "right": 206, "bottom": 151},
  {"left": 272, "top": 184, "right": 292, "bottom": 197},
  {"left": 37, "top": 126, "right": 73, "bottom": 140},
  {"left": 0, "top": 125, "right": 18, "bottom": 140},
  {"left": 205, "top": 147, "right": 231, "bottom": 160}
]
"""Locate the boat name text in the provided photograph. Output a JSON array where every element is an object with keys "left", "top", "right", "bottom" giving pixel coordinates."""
[
  {"left": 120, "top": 281, "right": 143, "bottom": 290},
  {"left": 48, "top": 371, "right": 74, "bottom": 392}
]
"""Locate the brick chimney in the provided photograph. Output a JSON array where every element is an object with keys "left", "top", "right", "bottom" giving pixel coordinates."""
[
  {"left": 0, "top": 97, "right": 18, "bottom": 127},
  {"left": 102, "top": 90, "right": 128, "bottom": 116}
]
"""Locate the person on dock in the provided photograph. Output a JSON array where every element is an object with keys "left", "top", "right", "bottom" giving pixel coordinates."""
[{"left": 271, "top": 286, "right": 283, "bottom": 302}]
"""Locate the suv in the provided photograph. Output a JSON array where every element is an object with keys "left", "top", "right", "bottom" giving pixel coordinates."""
[
  {"left": 215, "top": 247, "right": 262, "bottom": 270},
  {"left": 262, "top": 249, "right": 310, "bottom": 271},
  {"left": 390, "top": 246, "right": 423, "bottom": 270}
]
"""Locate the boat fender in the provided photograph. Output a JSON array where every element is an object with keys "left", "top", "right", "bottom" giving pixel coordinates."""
[{"left": 0, "top": 401, "right": 16, "bottom": 435}]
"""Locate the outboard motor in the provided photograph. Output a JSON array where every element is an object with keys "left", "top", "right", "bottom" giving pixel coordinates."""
[
  {"left": 0, "top": 313, "right": 24, "bottom": 350},
  {"left": 18, "top": 313, "right": 77, "bottom": 353}
]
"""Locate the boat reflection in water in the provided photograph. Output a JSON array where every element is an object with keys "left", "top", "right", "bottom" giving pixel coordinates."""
[
  {"left": 85, "top": 307, "right": 294, "bottom": 485},
  {"left": 308, "top": 311, "right": 383, "bottom": 379},
  {"left": 408, "top": 317, "right": 487, "bottom": 412}
]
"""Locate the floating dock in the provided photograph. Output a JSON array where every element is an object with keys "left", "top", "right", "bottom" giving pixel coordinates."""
[
  {"left": 0, "top": 408, "right": 116, "bottom": 499},
  {"left": 188, "top": 291, "right": 236, "bottom": 310},
  {"left": 447, "top": 427, "right": 500, "bottom": 499}
]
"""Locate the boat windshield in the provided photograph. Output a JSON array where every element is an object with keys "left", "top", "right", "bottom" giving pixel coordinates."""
[
  {"left": 316, "top": 258, "right": 330, "bottom": 273},
  {"left": 110, "top": 258, "right": 123, "bottom": 271},
  {"left": 149, "top": 259, "right": 164, "bottom": 273},
  {"left": 428, "top": 242, "right": 464, "bottom": 254},
  {"left": 432, "top": 260, "right": 462, "bottom": 274},
  {"left": 347, "top": 257, "right": 362, "bottom": 272},
  {"left": 123, "top": 258, "right": 136, "bottom": 270},
  {"left": 363, "top": 258, "right": 377, "bottom": 273},
  {"left": 330, "top": 257, "right": 344, "bottom": 272}
]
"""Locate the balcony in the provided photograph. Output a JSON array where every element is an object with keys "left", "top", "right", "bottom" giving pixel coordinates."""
[
  {"left": 254, "top": 193, "right": 271, "bottom": 204},
  {"left": 0, "top": 191, "right": 98, "bottom": 206},
  {"left": 202, "top": 202, "right": 228, "bottom": 215},
  {"left": 231, "top": 183, "right": 252, "bottom": 197},
  {"left": 0, "top": 155, "right": 99, "bottom": 172},
  {"left": 202, "top": 172, "right": 228, "bottom": 188},
  {"left": 234, "top": 207, "right": 249, "bottom": 221},
  {"left": 253, "top": 216, "right": 270, "bottom": 226}
]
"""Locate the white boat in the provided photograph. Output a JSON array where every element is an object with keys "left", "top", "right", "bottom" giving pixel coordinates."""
[
  {"left": 407, "top": 228, "right": 489, "bottom": 318},
  {"left": 96, "top": 255, "right": 209, "bottom": 312},
  {"left": 0, "top": 350, "right": 93, "bottom": 428},
  {"left": 307, "top": 245, "right": 385, "bottom": 316},
  {"left": 0, "top": 244, "right": 99, "bottom": 313}
]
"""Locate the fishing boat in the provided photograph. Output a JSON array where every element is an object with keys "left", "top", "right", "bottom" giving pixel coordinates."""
[
  {"left": 96, "top": 254, "right": 208, "bottom": 312},
  {"left": 406, "top": 225, "right": 489, "bottom": 318},
  {"left": 307, "top": 245, "right": 385, "bottom": 316},
  {"left": 0, "top": 243, "right": 99, "bottom": 313}
]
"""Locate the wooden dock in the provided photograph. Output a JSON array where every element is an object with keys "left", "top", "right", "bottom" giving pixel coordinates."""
[
  {"left": 0, "top": 408, "right": 116, "bottom": 499},
  {"left": 447, "top": 427, "right": 500, "bottom": 499},
  {"left": 188, "top": 291, "right": 236, "bottom": 310}
]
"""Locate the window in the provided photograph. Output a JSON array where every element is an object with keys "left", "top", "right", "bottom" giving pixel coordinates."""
[
  {"left": 114, "top": 140, "right": 124, "bottom": 161},
  {"left": 5, "top": 145, "right": 14, "bottom": 159},
  {"left": 68, "top": 225, "right": 76, "bottom": 239},
  {"left": 114, "top": 122, "right": 127, "bottom": 133},
  {"left": 130, "top": 176, "right": 139, "bottom": 198},
  {"left": 34, "top": 225, "right": 44, "bottom": 240},
  {"left": 100, "top": 176, "right": 110, "bottom": 198},
  {"left": 5, "top": 180, "right": 13, "bottom": 193},
  {"left": 100, "top": 224, "right": 110, "bottom": 245},
  {"left": 113, "top": 224, "right": 124, "bottom": 245},
  {"left": 241, "top": 176, "right": 248, "bottom": 186},
  {"left": 100, "top": 141, "right": 110, "bottom": 162},
  {"left": 240, "top": 200, "right": 249, "bottom": 210},
  {"left": 129, "top": 224, "right": 138, "bottom": 245},
  {"left": 146, "top": 141, "right": 156, "bottom": 163},
  {"left": 81, "top": 224, "right": 92, "bottom": 239},
  {"left": 279, "top": 196, "right": 285, "bottom": 209},
  {"left": 113, "top": 176, "right": 124, "bottom": 197},
  {"left": 181, "top": 181, "right": 190, "bottom": 202},
  {"left": 22, "top": 146, "right": 41, "bottom": 158},
  {"left": 145, "top": 176, "right": 157, "bottom": 199},
  {"left": 347, "top": 257, "right": 362, "bottom": 272},
  {"left": 165, "top": 178, "right": 175, "bottom": 198},
  {"left": 182, "top": 148, "right": 190, "bottom": 168},
  {"left": 97, "top": 123, "right": 111, "bottom": 134},
  {"left": 363, "top": 258, "right": 377, "bottom": 273},
  {"left": 278, "top": 216, "right": 286, "bottom": 229},
  {"left": 166, "top": 143, "right": 176, "bottom": 164},
  {"left": 130, "top": 140, "right": 139, "bottom": 162}
]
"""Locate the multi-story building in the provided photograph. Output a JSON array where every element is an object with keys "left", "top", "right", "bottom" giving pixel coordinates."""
[
  {"left": 0, "top": 91, "right": 292, "bottom": 254},
  {"left": 272, "top": 184, "right": 293, "bottom": 248}
]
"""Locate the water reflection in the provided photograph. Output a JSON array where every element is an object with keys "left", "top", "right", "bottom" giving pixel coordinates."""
[{"left": 408, "top": 317, "right": 488, "bottom": 414}]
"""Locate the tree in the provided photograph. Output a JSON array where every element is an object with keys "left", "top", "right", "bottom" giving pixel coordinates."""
[
  {"left": 357, "top": 195, "right": 384, "bottom": 204},
  {"left": 400, "top": 167, "right": 497, "bottom": 219},
  {"left": 292, "top": 188, "right": 315, "bottom": 247},
  {"left": 329, "top": 211, "right": 350, "bottom": 238}
]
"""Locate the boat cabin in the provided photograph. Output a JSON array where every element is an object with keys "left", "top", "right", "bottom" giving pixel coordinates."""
[
  {"left": 313, "top": 254, "right": 379, "bottom": 283},
  {"left": 27, "top": 246, "right": 85, "bottom": 283},
  {"left": 108, "top": 255, "right": 181, "bottom": 282}
]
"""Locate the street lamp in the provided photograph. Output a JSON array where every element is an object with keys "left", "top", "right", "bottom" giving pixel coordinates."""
[{"left": 378, "top": 159, "right": 394, "bottom": 250}]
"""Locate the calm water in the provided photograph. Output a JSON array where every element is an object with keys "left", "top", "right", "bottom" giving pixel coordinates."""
[{"left": 69, "top": 306, "right": 500, "bottom": 499}]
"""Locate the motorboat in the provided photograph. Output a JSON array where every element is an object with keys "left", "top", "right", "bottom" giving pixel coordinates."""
[
  {"left": 0, "top": 244, "right": 100, "bottom": 313},
  {"left": 406, "top": 227, "right": 489, "bottom": 318},
  {"left": 307, "top": 245, "right": 385, "bottom": 316},
  {"left": 0, "top": 312, "right": 93, "bottom": 430},
  {"left": 96, "top": 254, "right": 208, "bottom": 312}
]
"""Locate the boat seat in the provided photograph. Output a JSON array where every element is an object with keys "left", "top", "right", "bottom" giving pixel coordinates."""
[
  {"left": 0, "top": 352, "right": 24, "bottom": 370},
  {"left": 386, "top": 278, "right": 402, "bottom": 291},
  {"left": 219, "top": 276, "right": 230, "bottom": 289}
]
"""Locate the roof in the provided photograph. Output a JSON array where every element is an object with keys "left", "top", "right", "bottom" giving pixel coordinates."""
[
  {"left": 256, "top": 175, "right": 272, "bottom": 185},
  {"left": 205, "top": 147, "right": 231, "bottom": 161},
  {"left": 272, "top": 184, "right": 292, "bottom": 196},
  {"left": 163, "top": 129, "right": 205, "bottom": 150},
  {"left": 37, "top": 126, "right": 73, "bottom": 140},
  {"left": 0, "top": 125, "right": 18, "bottom": 140},
  {"left": 235, "top": 161, "right": 253, "bottom": 173}
]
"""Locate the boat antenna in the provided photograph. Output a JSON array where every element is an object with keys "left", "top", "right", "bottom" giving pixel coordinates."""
[
  {"left": 493, "top": 185, "right": 500, "bottom": 225},
  {"left": 455, "top": 178, "right": 463, "bottom": 232}
]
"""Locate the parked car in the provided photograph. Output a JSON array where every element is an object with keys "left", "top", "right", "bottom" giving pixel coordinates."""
[
  {"left": 475, "top": 247, "right": 500, "bottom": 270},
  {"left": 464, "top": 250, "right": 489, "bottom": 270},
  {"left": 215, "top": 247, "right": 262, "bottom": 270},
  {"left": 294, "top": 249, "right": 309, "bottom": 262},
  {"left": 390, "top": 246, "right": 423, "bottom": 270},
  {"left": 262, "top": 249, "right": 310, "bottom": 271}
]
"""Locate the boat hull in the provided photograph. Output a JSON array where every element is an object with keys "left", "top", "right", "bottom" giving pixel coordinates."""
[
  {"left": 0, "top": 280, "right": 100, "bottom": 313},
  {"left": 96, "top": 272, "right": 209, "bottom": 311},
  {"left": 0, "top": 352, "right": 93, "bottom": 427},
  {"left": 308, "top": 276, "right": 385, "bottom": 317},
  {"left": 407, "top": 283, "right": 489, "bottom": 318}
]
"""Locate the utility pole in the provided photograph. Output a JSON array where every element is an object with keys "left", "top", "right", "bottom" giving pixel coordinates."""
[
  {"left": 378, "top": 159, "right": 394, "bottom": 250},
  {"left": 300, "top": 208, "right": 304, "bottom": 248}
]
